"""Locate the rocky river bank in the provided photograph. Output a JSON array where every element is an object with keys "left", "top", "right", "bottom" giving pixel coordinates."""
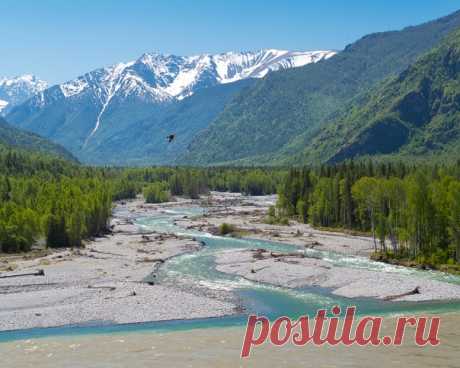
[{"left": 1, "top": 192, "right": 460, "bottom": 332}]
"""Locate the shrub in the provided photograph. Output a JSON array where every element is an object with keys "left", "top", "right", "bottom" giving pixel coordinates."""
[
  {"left": 218, "top": 223, "right": 237, "bottom": 235},
  {"left": 143, "top": 182, "right": 170, "bottom": 204}
]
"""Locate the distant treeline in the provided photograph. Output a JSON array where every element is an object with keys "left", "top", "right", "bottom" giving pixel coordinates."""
[
  {"left": 0, "top": 148, "right": 283, "bottom": 253},
  {"left": 111, "top": 167, "right": 283, "bottom": 204},
  {"left": 276, "top": 161, "right": 460, "bottom": 265}
]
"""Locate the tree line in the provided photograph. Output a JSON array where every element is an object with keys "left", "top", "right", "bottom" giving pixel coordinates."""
[
  {"left": 0, "top": 148, "right": 284, "bottom": 253},
  {"left": 121, "top": 167, "right": 283, "bottom": 197},
  {"left": 276, "top": 161, "right": 460, "bottom": 266}
]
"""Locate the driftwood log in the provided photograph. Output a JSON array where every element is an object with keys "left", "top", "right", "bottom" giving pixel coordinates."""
[
  {"left": 0, "top": 269, "right": 45, "bottom": 279},
  {"left": 87, "top": 285, "right": 116, "bottom": 291},
  {"left": 270, "top": 251, "right": 305, "bottom": 259},
  {"left": 384, "top": 286, "right": 420, "bottom": 301}
]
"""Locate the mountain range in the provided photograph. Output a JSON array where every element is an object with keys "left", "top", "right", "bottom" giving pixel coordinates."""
[
  {"left": 0, "top": 116, "right": 76, "bottom": 161},
  {"left": 6, "top": 49, "right": 334, "bottom": 165},
  {"left": 0, "top": 75, "right": 47, "bottom": 115},
  {"left": 300, "top": 28, "right": 460, "bottom": 164},
  {"left": 3, "top": 9, "right": 460, "bottom": 167}
]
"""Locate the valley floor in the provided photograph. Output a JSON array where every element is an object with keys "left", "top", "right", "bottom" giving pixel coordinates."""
[{"left": 1, "top": 192, "right": 460, "bottom": 332}]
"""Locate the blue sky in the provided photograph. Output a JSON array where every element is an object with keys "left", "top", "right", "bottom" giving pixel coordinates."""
[{"left": 1, "top": 0, "right": 459, "bottom": 84}]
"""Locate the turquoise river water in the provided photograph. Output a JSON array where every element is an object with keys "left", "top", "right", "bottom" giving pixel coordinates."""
[{"left": 1, "top": 205, "right": 460, "bottom": 343}]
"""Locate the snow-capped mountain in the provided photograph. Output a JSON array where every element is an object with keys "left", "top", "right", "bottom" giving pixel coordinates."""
[
  {"left": 6, "top": 49, "right": 335, "bottom": 164},
  {"left": 36, "top": 49, "right": 335, "bottom": 108},
  {"left": 126, "top": 49, "right": 336, "bottom": 100},
  {"left": 0, "top": 75, "right": 48, "bottom": 114}
]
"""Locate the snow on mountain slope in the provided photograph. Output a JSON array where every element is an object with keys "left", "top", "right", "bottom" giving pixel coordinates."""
[
  {"left": 36, "top": 49, "right": 336, "bottom": 106},
  {"left": 150, "top": 49, "right": 336, "bottom": 99},
  {"left": 0, "top": 100, "right": 8, "bottom": 113},
  {"left": 8, "top": 49, "right": 336, "bottom": 145},
  {"left": 212, "top": 49, "right": 336, "bottom": 84},
  {"left": 0, "top": 75, "right": 48, "bottom": 114}
]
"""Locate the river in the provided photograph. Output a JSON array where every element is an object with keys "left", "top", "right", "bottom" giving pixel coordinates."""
[{"left": 1, "top": 205, "right": 459, "bottom": 367}]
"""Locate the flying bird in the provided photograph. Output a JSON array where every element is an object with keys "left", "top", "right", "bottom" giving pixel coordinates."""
[{"left": 166, "top": 134, "right": 176, "bottom": 143}]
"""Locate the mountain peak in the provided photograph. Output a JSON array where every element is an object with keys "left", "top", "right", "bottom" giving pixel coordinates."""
[
  {"left": 25, "top": 48, "right": 336, "bottom": 106},
  {"left": 132, "top": 49, "right": 336, "bottom": 99},
  {"left": 0, "top": 74, "right": 47, "bottom": 88},
  {"left": 0, "top": 74, "right": 48, "bottom": 114}
]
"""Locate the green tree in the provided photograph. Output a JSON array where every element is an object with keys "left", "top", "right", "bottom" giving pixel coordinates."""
[{"left": 448, "top": 181, "right": 460, "bottom": 262}]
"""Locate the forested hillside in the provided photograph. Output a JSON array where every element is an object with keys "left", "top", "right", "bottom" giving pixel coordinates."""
[
  {"left": 182, "top": 10, "right": 460, "bottom": 165},
  {"left": 80, "top": 79, "right": 254, "bottom": 166},
  {"left": 299, "top": 28, "right": 460, "bottom": 163},
  {"left": 0, "top": 117, "right": 76, "bottom": 161}
]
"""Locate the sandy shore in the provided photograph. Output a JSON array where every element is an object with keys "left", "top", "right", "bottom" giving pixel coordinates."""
[
  {"left": 1, "top": 313, "right": 460, "bottom": 368},
  {"left": 0, "top": 198, "right": 235, "bottom": 332}
]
